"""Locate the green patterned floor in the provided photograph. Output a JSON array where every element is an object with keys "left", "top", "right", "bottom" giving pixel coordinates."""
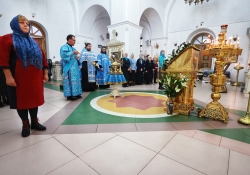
[
  {"left": 62, "top": 91, "right": 210, "bottom": 125},
  {"left": 44, "top": 83, "right": 250, "bottom": 144}
]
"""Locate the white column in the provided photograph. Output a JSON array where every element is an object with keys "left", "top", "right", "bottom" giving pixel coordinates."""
[
  {"left": 107, "top": 21, "right": 142, "bottom": 58},
  {"left": 244, "top": 72, "right": 250, "bottom": 97},
  {"left": 243, "top": 27, "right": 250, "bottom": 97}
]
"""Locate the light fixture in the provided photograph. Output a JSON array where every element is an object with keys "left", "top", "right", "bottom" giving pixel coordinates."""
[{"left": 184, "top": 0, "right": 209, "bottom": 5}]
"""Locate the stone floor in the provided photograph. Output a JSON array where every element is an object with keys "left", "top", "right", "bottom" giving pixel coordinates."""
[{"left": 0, "top": 81, "right": 249, "bottom": 175}]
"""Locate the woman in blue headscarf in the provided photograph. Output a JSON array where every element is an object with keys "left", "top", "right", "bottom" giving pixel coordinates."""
[
  {"left": 0, "top": 15, "right": 48, "bottom": 137},
  {"left": 158, "top": 50, "right": 166, "bottom": 90}
]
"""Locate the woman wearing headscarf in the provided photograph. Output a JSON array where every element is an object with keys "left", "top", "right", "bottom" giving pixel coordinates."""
[
  {"left": 136, "top": 54, "right": 145, "bottom": 85},
  {"left": 129, "top": 53, "right": 136, "bottom": 86},
  {"left": 145, "top": 55, "right": 154, "bottom": 85},
  {"left": 158, "top": 50, "right": 166, "bottom": 90},
  {"left": 0, "top": 15, "right": 48, "bottom": 137}
]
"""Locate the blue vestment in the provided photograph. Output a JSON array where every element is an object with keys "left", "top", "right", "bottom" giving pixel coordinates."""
[
  {"left": 96, "top": 53, "right": 111, "bottom": 85},
  {"left": 60, "top": 43, "right": 82, "bottom": 97},
  {"left": 79, "top": 48, "right": 97, "bottom": 83}
]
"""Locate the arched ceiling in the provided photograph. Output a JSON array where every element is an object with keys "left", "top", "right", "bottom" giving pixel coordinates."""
[
  {"left": 139, "top": 8, "right": 164, "bottom": 39},
  {"left": 79, "top": 5, "right": 110, "bottom": 37}
]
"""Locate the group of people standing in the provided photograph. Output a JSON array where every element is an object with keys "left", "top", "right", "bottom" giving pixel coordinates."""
[
  {"left": 60, "top": 37, "right": 167, "bottom": 100},
  {"left": 121, "top": 50, "right": 166, "bottom": 89},
  {"left": 60, "top": 35, "right": 111, "bottom": 100}
]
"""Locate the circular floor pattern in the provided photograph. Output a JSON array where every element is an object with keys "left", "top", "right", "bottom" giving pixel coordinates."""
[{"left": 90, "top": 92, "right": 172, "bottom": 118}]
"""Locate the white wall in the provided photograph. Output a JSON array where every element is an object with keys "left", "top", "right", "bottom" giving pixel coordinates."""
[
  {"left": 167, "top": 0, "right": 250, "bottom": 82},
  {"left": 139, "top": 7, "right": 166, "bottom": 57},
  {"left": 0, "top": 0, "right": 75, "bottom": 61},
  {"left": 1, "top": 0, "right": 249, "bottom": 82},
  {"left": 92, "top": 18, "right": 111, "bottom": 54},
  {"left": 77, "top": 4, "right": 111, "bottom": 54},
  {"left": 108, "top": 22, "right": 142, "bottom": 59}
]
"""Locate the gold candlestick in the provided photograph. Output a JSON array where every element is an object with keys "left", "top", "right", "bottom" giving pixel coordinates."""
[
  {"left": 232, "top": 66, "right": 244, "bottom": 86},
  {"left": 238, "top": 92, "right": 250, "bottom": 125},
  {"left": 199, "top": 24, "right": 242, "bottom": 123}
]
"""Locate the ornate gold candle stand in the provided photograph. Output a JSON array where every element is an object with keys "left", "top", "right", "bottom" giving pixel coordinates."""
[
  {"left": 232, "top": 63, "right": 244, "bottom": 86},
  {"left": 199, "top": 25, "right": 242, "bottom": 123},
  {"left": 107, "top": 62, "right": 125, "bottom": 98},
  {"left": 238, "top": 92, "right": 250, "bottom": 125}
]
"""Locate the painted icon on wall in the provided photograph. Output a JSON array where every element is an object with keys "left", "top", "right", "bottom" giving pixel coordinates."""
[
  {"left": 203, "top": 56, "right": 209, "bottom": 60},
  {"left": 203, "top": 63, "right": 208, "bottom": 68}
]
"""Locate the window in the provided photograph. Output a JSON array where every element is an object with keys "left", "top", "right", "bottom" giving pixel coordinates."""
[
  {"left": 191, "top": 33, "right": 214, "bottom": 69},
  {"left": 29, "top": 22, "right": 47, "bottom": 57}
]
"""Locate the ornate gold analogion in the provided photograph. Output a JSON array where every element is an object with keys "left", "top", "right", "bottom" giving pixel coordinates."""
[
  {"left": 238, "top": 92, "right": 250, "bottom": 125},
  {"left": 199, "top": 25, "right": 243, "bottom": 123},
  {"left": 105, "top": 30, "right": 126, "bottom": 98},
  {"left": 212, "top": 55, "right": 239, "bottom": 93},
  {"left": 163, "top": 45, "right": 200, "bottom": 115}
]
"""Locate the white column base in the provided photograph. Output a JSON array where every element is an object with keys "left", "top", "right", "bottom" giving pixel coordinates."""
[{"left": 244, "top": 72, "right": 250, "bottom": 98}]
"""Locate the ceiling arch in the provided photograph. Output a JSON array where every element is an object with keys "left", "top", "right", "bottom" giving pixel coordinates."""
[
  {"left": 139, "top": 8, "right": 164, "bottom": 39},
  {"left": 79, "top": 4, "right": 111, "bottom": 37}
]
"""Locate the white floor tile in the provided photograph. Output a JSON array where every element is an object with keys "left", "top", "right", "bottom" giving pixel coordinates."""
[
  {"left": 38, "top": 103, "right": 59, "bottom": 113},
  {"left": 139, "top": 154, "right": 204, "bottom": 175},
  {"left": 160, "top": 134, "right": 229, "bottom": 175},
  {"left": 37, "top": 109, "right": 60, "bottom": 124},
  {"left": 228, "top": 150, "right": 250, "bottom": 175},
  {"left": 0, "top": 118, "right": 21, "bottom": 135},
  {"left": 0, "top": 130, "right": 51, "bottom": 156},
  {"left": 56, "top": 133, "right": 116, "bottom": 156},
  {"left": 0, "top": 109, "right": 19, "bottom": 121},
  {"left": 48, "top": 158, "right": 98, "bottom": 175},
  {"left": 48, "top": 101, "right": 70, "bottom": 108},
  {"left": 0, "top": 138, "right": 76, "bottom": 175},
  {"left": 120, "top": 131, "right": 176, "bottom": 152},
  {"left": 80, "top": 136, "right": 157, "bottom": 175}
]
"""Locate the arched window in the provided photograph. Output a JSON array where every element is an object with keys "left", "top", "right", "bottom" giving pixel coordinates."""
[
  {"left": 30, "top": 22, "right": 47, "bottom": 57},
  {"left": 191, "top": 33, "right": 214, "bottom": 69}
]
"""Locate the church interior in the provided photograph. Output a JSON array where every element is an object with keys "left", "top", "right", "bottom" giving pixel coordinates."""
[{"left": 0, "top": 0, "right": 250, "bottom": 174}]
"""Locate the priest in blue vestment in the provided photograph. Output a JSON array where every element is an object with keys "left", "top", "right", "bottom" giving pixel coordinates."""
[
  {"left": 96, "top": 46, "right": 111, "bottom": 89},
  {"left": 60, "top": 34, "right": 82, "bottom": 100},
  {"left": 79, "top": 43, "right": 100, "bottom": 91}
]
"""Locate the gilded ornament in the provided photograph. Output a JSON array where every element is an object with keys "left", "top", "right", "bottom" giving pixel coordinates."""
[{"left": 199, "top": 25, "right": 243, "bottom": 123}]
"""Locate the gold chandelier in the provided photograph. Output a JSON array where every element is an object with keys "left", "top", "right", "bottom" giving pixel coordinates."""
[{"left": 184, "top": 0, "right": 209, "bottom": 5}]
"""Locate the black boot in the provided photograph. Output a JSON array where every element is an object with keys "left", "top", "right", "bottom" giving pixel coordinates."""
[
  {"left": 31, "top": 117, "right": 46, "bottom": 130},
  {"left": 67, "top": 96, "right": 73, "bottom": 100},
  {"left": 22, "top": 119, "right": 30, "bottom": 137}
]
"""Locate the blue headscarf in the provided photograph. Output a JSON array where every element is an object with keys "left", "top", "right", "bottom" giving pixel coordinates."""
[
  {"left": 160, "top": 50, "right": 166, "bottom": 59},
  {"left": 159, "top": 50, "right": 166, "bottom": 68},
  {"left": 10, "top": 15, "right": 42, "bottom": 69}
]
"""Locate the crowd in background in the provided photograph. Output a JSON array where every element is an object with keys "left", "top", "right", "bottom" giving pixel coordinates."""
[{"left": 121, "top": 50, "right": 166, "bottom": 90}]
